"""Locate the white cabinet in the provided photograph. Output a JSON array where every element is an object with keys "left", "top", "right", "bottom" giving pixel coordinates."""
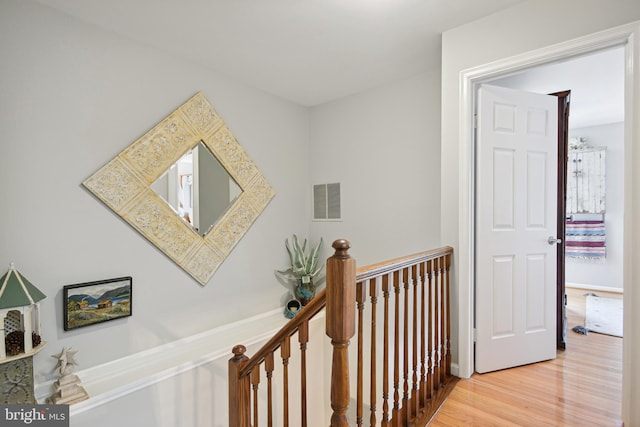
[{"left": 566, "top": 147, "right": 606, "bottom": 214}]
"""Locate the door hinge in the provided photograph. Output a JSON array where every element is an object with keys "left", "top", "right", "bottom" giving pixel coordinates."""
[
  {"left": 473, "top": 114, "right": 478, "bottom": 129},
  {"left": 473, "top": 328, "right": 478, "bottom": 342}
]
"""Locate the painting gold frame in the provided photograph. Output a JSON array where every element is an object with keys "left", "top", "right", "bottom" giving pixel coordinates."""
[{"left": 83, "top": 93, "right": 275, "bottom": 285}]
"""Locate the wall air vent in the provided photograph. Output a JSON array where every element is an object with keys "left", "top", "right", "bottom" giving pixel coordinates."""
[{"left": 313, "top": 183, "right": 341, "bottom": 221}]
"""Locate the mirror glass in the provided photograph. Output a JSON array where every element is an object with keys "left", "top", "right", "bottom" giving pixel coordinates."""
[{"left": 151, "top": 141, "right": 242, "bottom": 236}]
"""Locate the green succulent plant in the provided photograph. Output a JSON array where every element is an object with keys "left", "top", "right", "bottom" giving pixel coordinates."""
[{"left": 277, "top": 234, "right": 324, "bottom": 284}]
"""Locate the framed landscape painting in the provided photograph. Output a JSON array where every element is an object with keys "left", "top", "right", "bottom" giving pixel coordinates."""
[{"left": 63, "top": 276, "right": 132, "bottom": 330}]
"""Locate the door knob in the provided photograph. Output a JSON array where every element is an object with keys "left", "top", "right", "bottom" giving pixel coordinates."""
[{"left": 548, "top": 236, "right": 562, "bottom": 245}]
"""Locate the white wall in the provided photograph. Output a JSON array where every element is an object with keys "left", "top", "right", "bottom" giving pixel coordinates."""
[
  {"left": 309, "top": 70, "right": 442, "bottom": 266},
  {"left": 565, "top": 123, "right": 624, "bottom": 290},
  {"left": 441, "top": 1, "right": 640, "bottom": 425},
  {"left": 0, "top": 1, "right": 445, "bottom": 424},
  {"left": 307, "top": 70, "right": 444, "bottom": 427},
  {"left": 0, "top": 0, "right": 309, "bottom": 394},
  {"left": 67, "top": 314, "right": 328, "bottom": 427}
]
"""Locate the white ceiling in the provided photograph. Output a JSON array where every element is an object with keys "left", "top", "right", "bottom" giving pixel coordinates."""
[
  {"left": 490, "top": 46, "right": 625, "bottom": 129},
  {"left": 33, "top": 0, "right": 524, "bottom": 106}
]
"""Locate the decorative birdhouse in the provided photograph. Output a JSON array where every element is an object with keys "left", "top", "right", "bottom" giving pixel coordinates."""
[{"left": 0, "top": 263, "right": 47, "bottom": 404}]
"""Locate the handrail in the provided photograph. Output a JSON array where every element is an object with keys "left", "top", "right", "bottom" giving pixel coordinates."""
[
  {"left": 238, "top": 288, "right": 327, "bottom": 377},
  {"left": 229, "top": 242, "right": 455, "bottom": 427},
  {"left": 355, "top": 246, "right": 453, "bottom": 281},
  {"left": 238, "top": 245, "right": 453, "bottom": 377}
]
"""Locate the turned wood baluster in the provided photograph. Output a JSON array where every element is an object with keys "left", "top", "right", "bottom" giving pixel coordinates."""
[
  {"left": 419, "top": 261, "right": 427, "bottom": 406},
  {"left": 326, "top": 239, "right": 356, "bottom": 427},
  {"left": 402, "top": 267, "right": 410, "bottom": 424},
  {"left": 381, "top": 274, "right": 391, "bottom": 427},
  {"left": 370, "top": 279, "right": 378, "bottom": 427},
  {"left": 252, "top": 366, "right": 261, "bottom": 427},
  {"left": 299, "top": 321, "right": 309, "bottom": 427},
  {"left": 356, "top": 280, "right": 366, "bottom": 427},
  {"left": 445, "top": 253, "right": 452, "bottom": 376},
  {"left": 439, "top": 255, "right": 447, "bottom": 385},
  {"left": 229, "top": 345, "right": 251, "bottom": 427},
  {"left": 411, "top": 264, "right": 419, "bottom": 419},
  {"left": 439, "top": 256, "right": 446, "bottom": 386},
  {"left": 281, "top": 336, "right": 291, "bottom": 427},
  {"left": 392, "top": 270, "right": 401, "bottom": 426},
  {"left": 266, "top": 352, "right": 275, "bottom": 427},
  {"left": 433, "top": 257, "right": 441, "bottom": 391},
  {"left": 426, "top": 260, "right": 434, "bottom": 400}
]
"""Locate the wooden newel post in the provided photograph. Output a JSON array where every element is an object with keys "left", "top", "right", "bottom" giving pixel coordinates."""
[
  {"left": 326, "top": 239, "right": 356, "bottom": 427},
  {"left": 229, "top": 344, "right": 251, "bottom": 427}
]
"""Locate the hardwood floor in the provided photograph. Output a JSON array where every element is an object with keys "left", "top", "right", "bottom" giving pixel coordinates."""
[{"left": 429, "top": 288, "right": 623, "bottom": 426}]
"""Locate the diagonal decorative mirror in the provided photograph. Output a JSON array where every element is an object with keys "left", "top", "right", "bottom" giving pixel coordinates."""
[{"left": 83, "top": 93, "right": 275, "bottom": 285}]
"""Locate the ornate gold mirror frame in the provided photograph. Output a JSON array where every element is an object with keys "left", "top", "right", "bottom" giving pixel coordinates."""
[{"left": 83, "top": 93, "right": 275, "bottom": 285}]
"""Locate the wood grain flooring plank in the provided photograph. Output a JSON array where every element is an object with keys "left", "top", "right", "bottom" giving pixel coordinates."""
[{"left": 429, "top": 289, "right": 622, "bottom": 426}]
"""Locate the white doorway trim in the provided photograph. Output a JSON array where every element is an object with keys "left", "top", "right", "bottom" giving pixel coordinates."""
[{"left": 457, "top": 21, "right": 639, "bottom": 423}]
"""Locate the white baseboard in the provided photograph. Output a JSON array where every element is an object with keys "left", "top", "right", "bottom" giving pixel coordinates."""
[
  {"left": 35, "top": 307, "right": 291, "bottom": 416},
  {"left": 566, "top": 282, "right": 623, "bottom": 294},
  {"left": 450, "top": 362, "right": 460, "bottom": 377}
]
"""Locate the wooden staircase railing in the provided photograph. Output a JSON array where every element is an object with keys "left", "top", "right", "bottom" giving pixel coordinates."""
[{"left": 229, "top": 239, "right": 456, "bottom": 426}]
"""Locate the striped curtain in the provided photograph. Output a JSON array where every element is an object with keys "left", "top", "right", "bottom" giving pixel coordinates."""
[{"left": 565, "top": 220, "right": 606, "bottom": 262}]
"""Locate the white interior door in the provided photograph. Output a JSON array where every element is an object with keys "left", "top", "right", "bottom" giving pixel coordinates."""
[{"left": 475, "top": 84, "right": 559, "bottom": 374}]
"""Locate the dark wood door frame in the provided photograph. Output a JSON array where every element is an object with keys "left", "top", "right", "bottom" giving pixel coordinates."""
[{"left": 551, "top": 90, "right": 571, "bottom": 350}]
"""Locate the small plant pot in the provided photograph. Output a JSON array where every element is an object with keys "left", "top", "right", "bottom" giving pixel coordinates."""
[
  {"left": 284, "top": 299, "right": 302, "bottom": 319},
  {"left": 294, "top": 280, "right": 316, "bottom": 306}
]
